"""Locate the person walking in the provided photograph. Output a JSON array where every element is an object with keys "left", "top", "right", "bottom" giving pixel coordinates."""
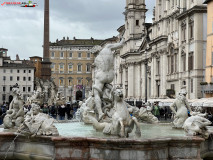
[
  {"left": 153, "top": 102, "right": 160, "bottom": 120},
  {"left": 58, "top": 104, "right": 66, "bottom": 120},
  {"left": 42, "top": 103, "right": 49, "bottom": 114}
]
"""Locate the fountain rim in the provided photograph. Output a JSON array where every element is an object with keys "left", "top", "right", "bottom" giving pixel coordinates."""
[{"left": 0, "top": 131, "right": 205, "bottom": 145}]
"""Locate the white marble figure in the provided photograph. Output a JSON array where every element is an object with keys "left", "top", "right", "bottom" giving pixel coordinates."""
[
  {"left": 4, "top": 87, "right": 25, "bottom": 129},
  {"left": 170, "top": 89, "right": 192, "bottom": 128},
  {"left": 93, "top": 38, "right": 124, "bottom": 120},
  {"left": 183, "top": 112, "right": 211, "bottom": 139},
  {"left": 136, "top": 105, "right": 159, "bottom": 124},
  {"left": 54, "top": 91, "right": 66, "bottom": 106},
  {"left": 86, "top": 88, "right": 141, "bottom": 138},
  {"left": 48, "top": 82, "right": 57, "bottom": 105},
  {"left": 27, "top": 90, "right": 44, "bottom": 105},
  {"left": 17, "top": 103, "right": 59, "bottom": 136},
  {"left": 80, "top": 96, "right": 96, "bottom": 124}
]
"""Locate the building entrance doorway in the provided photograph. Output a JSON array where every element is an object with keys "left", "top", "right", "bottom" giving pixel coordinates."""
[{"left": 76, "top": 91, "right": 82, "bottom": 101}]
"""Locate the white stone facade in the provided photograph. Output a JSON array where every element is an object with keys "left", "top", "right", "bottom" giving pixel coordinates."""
[
  {"left": 0, "top": 49, "right": 35, "bottom": 104},
  {"left": 113, "top": 0, "right": 207, "bottom": 100}
]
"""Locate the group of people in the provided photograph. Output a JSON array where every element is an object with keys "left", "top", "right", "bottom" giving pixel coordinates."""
[
  {"left": 0, "top": 101, "right": 80, "bottom": 125},
  {"left": 25, "top": 102, "right": 80, "bottom": 120}
]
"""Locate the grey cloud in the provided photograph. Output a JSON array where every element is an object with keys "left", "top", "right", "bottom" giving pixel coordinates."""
[{"left": 0, "top": 0, "right": 155, "bottom": 59}]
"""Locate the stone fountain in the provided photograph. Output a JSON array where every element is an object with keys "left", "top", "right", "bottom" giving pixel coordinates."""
[{"left": 1, "top": 39, "right": 213, "bottom": 160}]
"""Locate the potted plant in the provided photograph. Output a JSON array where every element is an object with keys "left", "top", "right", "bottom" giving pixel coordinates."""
[{"left": 200, "top": 82, "right": 208, "bottom": 85}]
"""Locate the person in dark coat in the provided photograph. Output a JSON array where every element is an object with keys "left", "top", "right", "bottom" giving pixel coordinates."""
[
  {"left": 66, "top": 104, "right": 72, "bottom": 120},
  {"left": 58, "top": 104, "right": 66, "bottom": 120},
  {"left": 49, "top": 103, "right": 57, "bottom": 119}
]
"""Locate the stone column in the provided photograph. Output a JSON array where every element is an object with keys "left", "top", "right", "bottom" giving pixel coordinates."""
[
  {"left": 128, "top": 63, "right": 134, "bottom": 98},
  {"left": 41, "top": 0, "right": 51, "bottom": 80}
]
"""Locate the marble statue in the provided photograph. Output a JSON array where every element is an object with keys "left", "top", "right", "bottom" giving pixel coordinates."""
[
  {"left": 34, "top": 78, "right": 58, "bottom": 105},
  {"left": 183, "top": 112, "right": 211, "bottom": 139},
  {"left": 170, "top": 89, "right": 192, "bottom": 128},
  {"left": 81, "top": 38, "right": 141, "bottom": 138},
  {"left": 27, "top": 90, "right": 44, "bottom": 105},
  {"left": 92, "top": 38, "right": 124, "bottom": 120},
  {"left": 135, "top": 105, "right": 159, "bottom": 124},
  {"left": 48, "top": 81, "right": 57, "bottom": 105},
  {"left": 17, "top": 103, "right": 59, "bottom": 137},
  {"left": 4, "top": 87, "right": 25, "bottom": 129},
  {"left": 54, "top": 91, "right": 66, "bottom": 106},
  {"left": 85, "top": 88, "right": 141, "bottom": 138}
]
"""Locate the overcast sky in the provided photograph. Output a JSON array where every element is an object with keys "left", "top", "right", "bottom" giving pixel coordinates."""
[{"left": 0, "top": 0, "right": 155, "bottom": 60}]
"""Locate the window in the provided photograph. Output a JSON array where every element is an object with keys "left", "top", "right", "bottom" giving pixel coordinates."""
[
  {"left": 136, "top": 20, "right": 139, "bottom": 26},
  {"left": 2, "top": 94, "right": 6, "bottom": 101},
  {"left": 24, "top": 70, "right": 26, "bottom": 73},
  {"left": 28, "top": 87, "right": 31, "bottom": 92},
  {"left": 86, "top": 64, "right": 91, "bottom": 72},
  {"left": 23, "top": 87, "right": 26, "bottom": 92},
  {"left": 69, "top": 52, "right": 72, "bottom": 58},
  {"left": 77, "top": 64, "right": 82, "bottom": 72},
  {"left": 10, "top": 87, "right": 12, "bottom": 91},
  {"left": 191, "top": 79, "right": 193, "bottom": 93},
  {"left": 60, "top": 52, "right": 64, "bottom": 58},
  {"left": 182, "top": 55, "right": 186, "bottom": 72},
  {"left": 68, "top": 78, "right": 72, "bottom": 86},
  {"left": 78, "top": 52, "right": 82, "bottom": 58},
  {"left": 3, "top": 69, "right": 6, "bottom": 73},
  {"left": 10, "top": 76, "right": 13, "bottom": 81},
  {"left": 29, "top": 70, "right": 31, "bottom": 73},
  {"left": 171, "top": 56, "right": 174, "bottom": 73},
  {"left": 59, "top": 79, "right": 64, "bottom": 86},
  {"left": 51, "top": 52, "right": 55, "bottom": 58},
  {"left": 181, "top": 20, "right": 186, "bottom": 42},
  {"left": 17, "top": 76, "right": 20, "bottom": 81},
  {"left": 3, "top": 86, "right": 6, "bottom": 92},
  {"left": 188, "top": 52, "right": 194, "bottom": 71},
  {"left": 68, "top": 64, "right": 73, "bottom": 73},
  {"left": 3, "top": 76, "right": 6, "bottom": 81},
  {"left": 171, "top": 84, "right": 175, "bottom": 90},
  {"left": 17, "top": 70, "right": 19, "bottom": 73},
  {"left": 59, "top": 64, "right": 64, "bottom": 73},
  {"left": 10, "top": 69, "right": 13, "bottom": 73},
  {"left": 28, "top": 77, "right": 31, "bottom": 81},
  {"left": 23, "top": 77, "right": 26, "bottom": 81},
  {"left": 87, "top": 53, "right": 90, "bottom": 58},
  {"left": 156, "top": 59, "right": 160, "bottom": 75},
  {"left": 51, "top": 64, "right": 55, "bottom": 73},
  {"left": 189, "top": 23, "right": 194, "bottom": 39}
]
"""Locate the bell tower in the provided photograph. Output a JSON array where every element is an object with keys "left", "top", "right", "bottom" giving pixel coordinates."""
[{"left": 124, "top": 0, "right": 147, "bottom": 52}]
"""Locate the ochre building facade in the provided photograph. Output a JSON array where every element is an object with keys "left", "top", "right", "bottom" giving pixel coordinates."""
[
  {"left": 49, "top": 37, "right": 104, "bottom": 101},
  {"left": 204, "top": 0, "right": 213, "bottom": 97}
]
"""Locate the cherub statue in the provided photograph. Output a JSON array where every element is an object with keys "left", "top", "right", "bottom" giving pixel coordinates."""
[{"left": 4, "top": 87, "right": 25, "bottom": 129}]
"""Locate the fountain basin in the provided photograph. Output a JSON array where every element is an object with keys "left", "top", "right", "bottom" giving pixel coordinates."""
[{"left": 0, "top": 123, "right": 213, "bottom": 160}]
